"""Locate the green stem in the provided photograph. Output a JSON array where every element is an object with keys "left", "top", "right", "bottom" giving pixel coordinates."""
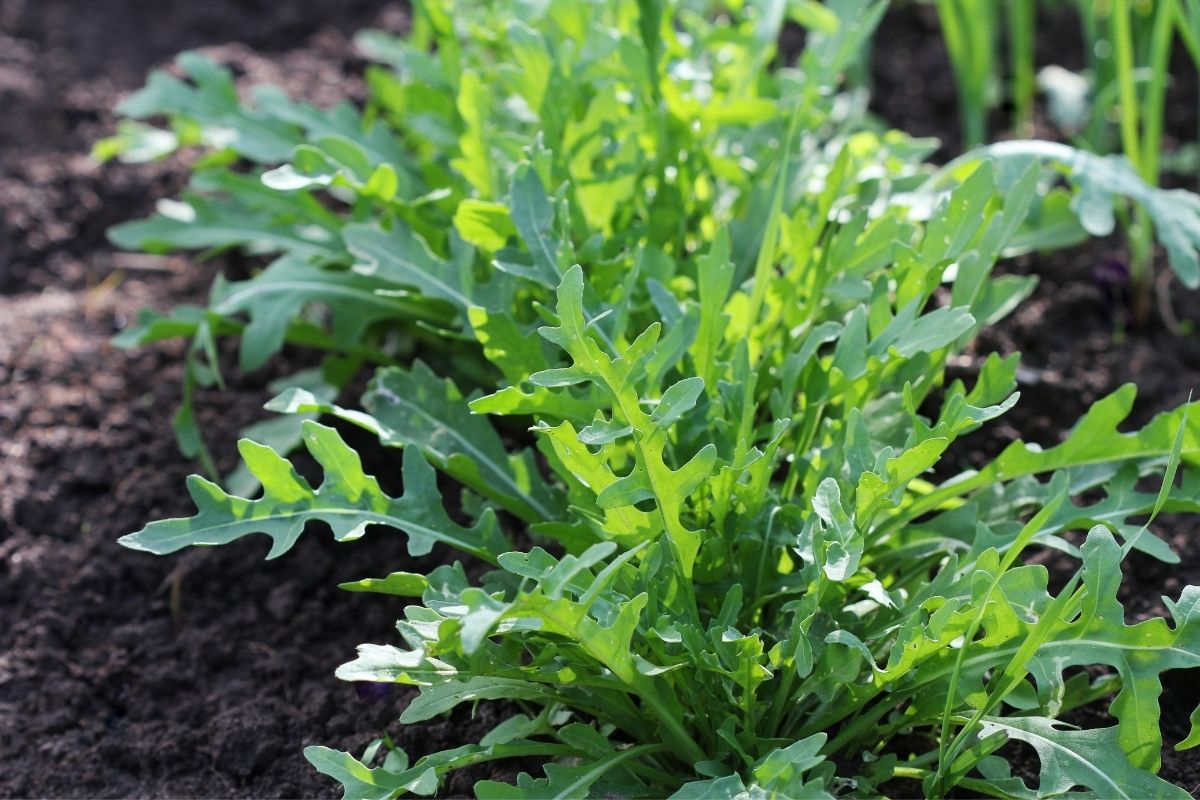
[
  {"left": 766, "top": 580, "right": 825, "bottom": 738},
  {"left": 1118, "top": 0, "right": 1174, "bottom": 325},
  {"left": 819, "top": 695, "right": 895, "bottom": 755},
  {"left": 746, "top": 115, "right": 797, "bottom": 331},
  {"left": 892, "top": 766, "right": 1018, "bottom": 800},
  {"left": 1130, "top": 206, "right": 1155, "bottom": 325},
  {"left": 636, "top": 681, "right": 708, "bottom": 766},
  {"left": 1008, "top": 0, "right": 1036, "bottom": 134},
  {"left": 1112, "top": 0, "right": 1143, "bottom": 175},
  {"left": 892, "top": 766, "right": 928, "bottom": 782},
  {"left": 751, "top": 505, "right": 783, "bottom": 612},
  {"left": 939, "top": 573, "right": 1086, "bottom": 793},
  {"left": 765, "top": 668, "right": 798, "bottom": 739},
  {"left": 1176, "top": 3, "right": 1200, "bottom": 190},
  {"left": 623, "top": 756, "right": 683, "bottom": 789},
  {"left": 1142, "top": 0, "right": 1175, "bottom": 186},
  {"left": 875, "top": 470, "right": 990, "bottom": 540},
  {"left": 938, "top": 0, "right": 986, "bottom": 148},
  {"left": 932, "top": 492, "right": 1068, "bottom": 793},
  {"left": 1081, "top": 3, "right": 1108, "bottom": 148}
]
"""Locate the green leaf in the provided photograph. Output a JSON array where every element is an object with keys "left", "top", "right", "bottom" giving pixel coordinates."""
[
  {"left": 535, "top": 420, "right": 659, "bottom": 546},
  {"left": 537, "top": 265, "right": 716, "bottom": 575},
  {"left": 911, "top": 386, "right": 1200, "bottom": 525},
  {"left": 508, "top": 165, "right": 563, "bottom": 287},
  {"left": 207, "top": 255, "right": 437, "bottom": 371},
  {"left": 989, "top": 385, "right": 1200, "bottom": 478},
  {"left": 335, "top": 643, "right": 456, "bottom": 685},
  {"left": 339, "top": 572, "right": 429, "bottom": 596},
  {"left": 92, "top": 120, "right": 179, "bottom": 163},
  {"left": 789, "top": 1, "right": 840, "bottom": 34},
  {"left": 753, "top": 734, "right": 834, "bottom": 799},
  {"left": 108, "top": 194, "right": 343, "bottom": 262},
  {"left": 1048, "top": 533, "right": 1200, "bottom": 772},
  {"left": 119, "top": 421, "right": 504, "bottom": 561},
  {"left": 812, "top": 479, "right": 862, "bottom": 581},
  {"left": 118, "top": 52, "right": 302, "bottom": 162},
  {"left": 451, "top": 70, "right": 495, "bottom": 198},
  {"left": 225, "top": 369, "right": 337, "bottom": 495},
  {"left": 1178, "top": 702, "right": 1200, "bottom": 751},
  {"left": 345, "top": 222, "right": 477, "bottom": 311},
  {"left": 467, "top": 306, "right": 549, "bottom": 383},
  {"left": 668, "top": 775, "right": 749, "bottom": 799},
  {"left": 936, "top": 141, "right": 1200, "bottom": 287},
  {"left": 264, "top": 138, "right": 411, "bottom": 202},
  {"left": 454, "top": 199, "right": 517, "bottom": 251},
  {"left": 976, "top": 716, "right": 1190, "bottom": 799},
  {"left": 304, "top": 746, "right": 427, "bottom": 800},
  {"left": 867, "top": 303, "right": 975, "bottom": 359},
  {"left": 280, "top": 362, "right": 562, "bottom": 523},
  {"left": 400, "top": 677, "right": 562, "bottom": 723},
  {"left": 476, "top": 741, "right": 663, "bottom": 799},
  {"left": 690, "top": 230, "right": 735, "bottom": 391}
]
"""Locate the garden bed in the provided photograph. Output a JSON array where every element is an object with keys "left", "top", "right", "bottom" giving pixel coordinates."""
[{"left": 1, "top": 1, "right": 1198, "bottom": 797}]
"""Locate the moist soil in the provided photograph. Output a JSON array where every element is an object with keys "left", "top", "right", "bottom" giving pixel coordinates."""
[{"left": 1, "top": 1, "right": 1198, "bottom": 797}]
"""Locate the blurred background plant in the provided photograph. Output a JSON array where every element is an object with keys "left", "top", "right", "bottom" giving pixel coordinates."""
[
  {"left": 932, "top": 0, "right": 1200, "bottom": 326},
  {"left": 933, "top": 0, "right": 1036, "bottom": 147}
]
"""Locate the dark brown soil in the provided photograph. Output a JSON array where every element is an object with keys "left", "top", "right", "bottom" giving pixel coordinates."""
[
  {"left": 1, "top": 0, "right": 1199, "bottom": 798},
  {"left": 0, "top": 1, "right": 509, "bottom": 797}
]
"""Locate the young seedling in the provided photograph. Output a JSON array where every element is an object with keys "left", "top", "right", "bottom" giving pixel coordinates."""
[
  {"left": 1108, "top": 0, "right": 1177, "bottom": 323},
  {"left": 1041, "top": 0, "right": 1197, "bottom": 326},
  {"left": 935, "top": 0, "right": 1199, "bottom": 328}
]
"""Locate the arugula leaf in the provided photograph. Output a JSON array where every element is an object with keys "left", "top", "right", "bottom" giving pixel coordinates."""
[
  {"left": 120, "top": 422, "right": 504, "bottom": 561},
  {"left": 207, "top": 255, "right": 441, "bottom": 371},
  {"left": 537, "top": 266, "right": 717, "bottom": 575},
  {"left": 117, "top": 51, "right": 302, "bottom": 162},
  {"left": 271, "top": 361, "right": 560, "bottom": 522},
  {"left": 304, "top": 746, "right": 430, "bottom": 800},
  {"left": 345, "top": 223, "right": 479, "bottom": 312},
  {"left": 929, "top": 140, "right": 1200, "bottom": 287},
  {"left": 108, "top": 194, "right": 344, "bottom": 262},
  {"left": 976, "top": 717, "right": 1189, "bottom": 799}
]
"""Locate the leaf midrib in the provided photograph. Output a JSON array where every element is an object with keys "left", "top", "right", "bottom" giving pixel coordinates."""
[
  {"left": 158, "top": 504, "right": 484, "bottom": 555},
  {"left": 981, "top": 718, "right": 1131, "bottom": 799}
]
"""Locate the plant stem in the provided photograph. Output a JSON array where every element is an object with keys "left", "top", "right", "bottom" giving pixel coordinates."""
[
  {"left": 893, "top": 766, "right": 1014, "bottom": 800},
  {"left": 1112, "top": 0, "right": 1142, "bottom": 175},
  {"left": 1008, "top": 0, "right": 1036, "bottom": 134},
  {"left": 747, "top": 115, "right": 796, "bottom": 332},
  {"left": 636, "top": 681, "right": 708, "bottom": 765},
  {"left": 892, "top": 766, "right": 928, "bottom": 782},
  {"left": 1142, "top": 0, "right": 1175, "bottom": 186},
  {"left": 1081, "top": 1, "right": 1107, "bottom": 148},
  {"left": 1113, "top": 0, "right": 1176, "bottom": 326},
  {"left": 938, "top": 0, "right": 991, "bottom": 149}
]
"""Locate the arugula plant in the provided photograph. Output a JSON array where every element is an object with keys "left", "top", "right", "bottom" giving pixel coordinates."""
[
  {"left": 111, "top": 0, "right": 1200, "bottom": 797},
  {"left": 97, "top": 0, "right": 885, "bottom": 484}
]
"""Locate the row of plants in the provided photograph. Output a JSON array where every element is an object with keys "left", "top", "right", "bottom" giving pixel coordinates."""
[{"left": 102, "top": 0, "right": 1200, "bottom": 797}]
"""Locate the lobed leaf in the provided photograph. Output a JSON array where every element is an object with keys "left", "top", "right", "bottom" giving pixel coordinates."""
[{"left": 120, "top": 422, "right": 504, "bottom": 561}]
